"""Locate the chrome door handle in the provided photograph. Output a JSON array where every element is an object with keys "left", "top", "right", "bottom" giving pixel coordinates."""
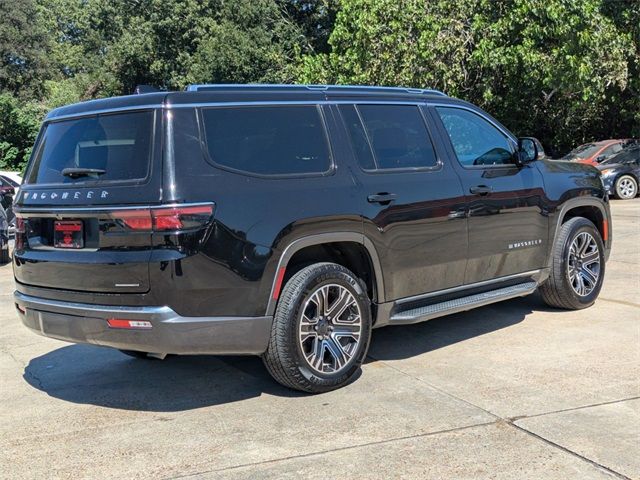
[
  {"left": 469, "top": 185, "right": 492, "bottom": 196},
  {"left": 367, "top": 193, "right": 397, "bottom": 205}
]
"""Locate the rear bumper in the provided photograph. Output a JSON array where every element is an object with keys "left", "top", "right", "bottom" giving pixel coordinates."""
[{"left": 14, "top": 291, "right": 272, "bottom": 355}]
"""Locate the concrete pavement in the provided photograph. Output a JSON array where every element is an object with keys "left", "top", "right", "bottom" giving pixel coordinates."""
[{"left": 1, "top": 199, "right": 638, "bottom": 479}]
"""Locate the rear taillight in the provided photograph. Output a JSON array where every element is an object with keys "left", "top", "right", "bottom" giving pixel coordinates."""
[
  {"left": 111, "top": 204, "right": 214, "bottom": 232},
  {"left": 15, "top": 215, "right": 25, "bottom": 250}
]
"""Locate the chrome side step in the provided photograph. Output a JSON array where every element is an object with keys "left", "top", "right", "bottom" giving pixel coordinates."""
[{"left": 389, "top": 281, "right": 538, "bottom": 325}]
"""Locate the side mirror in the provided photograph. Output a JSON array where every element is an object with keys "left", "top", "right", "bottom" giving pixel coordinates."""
[
  {"left": 595, "top": 155, "right": 605, "bottom": 163},
  {"left": 517, "top": 137, "right": 538, "bottom": 165}
]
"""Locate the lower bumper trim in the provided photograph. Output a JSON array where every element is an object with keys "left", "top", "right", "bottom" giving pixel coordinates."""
[{"left": 14, "top": 291, "right": 273, "bottom": 355}]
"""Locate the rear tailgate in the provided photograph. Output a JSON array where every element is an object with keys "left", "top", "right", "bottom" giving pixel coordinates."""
[{"left": 13, "top": 109, "right": 162, "bottom": 294}]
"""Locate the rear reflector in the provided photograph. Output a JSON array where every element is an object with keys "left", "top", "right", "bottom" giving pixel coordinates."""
[
  {"left": 272, "top": 266, "right": 287, "bottom": 300},
  {"left": 111, "top": 203, "right": 214, "bottom": 232},
  {"left": 16, "top": 304, "right": 26, "bottom": 314},
  {"left": 107, "top": 319, "right": 153, "bottom": 329},
  {"left": 602, "top": 219, "right": 608, "bottom": 242}
]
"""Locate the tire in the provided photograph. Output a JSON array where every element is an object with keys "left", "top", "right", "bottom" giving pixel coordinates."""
[
  {"left": 0, "top": 245, "right": 9, "bottom": 264},
  {"left": 119, "top": 350, "right": 153, "bottom": 359},
  {"left": 614, "top": 175, "right": 638, "bottom": 200},
  {"left": 262, "top": 262, "right": 372, "bottom": 393},
  {"left": 539, "top": 217, "right": 605, "bottom": 310}
]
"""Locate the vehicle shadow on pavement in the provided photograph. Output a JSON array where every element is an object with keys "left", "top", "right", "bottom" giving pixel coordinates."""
[
  {"left": 367, "top": 292, "right": 559, "bottom": 362},
  {"left": 22, "top": 293, "right": 562, "bottom": 411},
  {"left": 23, "top": 348, "right": 305, "bottom": 412}
]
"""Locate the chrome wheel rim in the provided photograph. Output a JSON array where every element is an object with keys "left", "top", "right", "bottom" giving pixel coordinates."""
[
  {"left": 618, "top": 178, "right": 636, "bottom": 198},
  {"left": 299, "top": 284, "right": 362, "bottom": 375},
  {"left": 567, "top": 232, "right": 601, "bottom": 297}
]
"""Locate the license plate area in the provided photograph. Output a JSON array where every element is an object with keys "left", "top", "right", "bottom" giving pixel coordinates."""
[{"left": 54, "top": 220, "right": 84, "bottom": 249}]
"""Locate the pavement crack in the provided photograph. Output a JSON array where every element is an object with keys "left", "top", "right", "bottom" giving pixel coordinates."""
[
  {"left": 366, "top": 353, "right": 502, "bottom": 420},
  {"left": 597, "top": 297, "right": 640, "bottom": 308},
  {"left": 367, "top": 355, "right": 634, "bottom": 479},
  {"left": 509, "top": 423, "right": 632, "bottom": 480},
  {"left": 508, "top": 396, "right": 640, "bottom": 422},
  {"left": 164, "top": 420, "right": 499, "bottom": 480}
]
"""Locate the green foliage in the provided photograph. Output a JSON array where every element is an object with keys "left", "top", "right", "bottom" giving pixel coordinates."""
[
  {"left": 0, "top": 0, "right": 637, "bottom": 169},
  {"left": 0, "top": 94, "right": 45, "bottom": 171},
  {"left": 0, "top": 0, "right": 51, "bottom": 98},
  {"left": 299, "top": 0, "right": 639, "bottom": 153}
]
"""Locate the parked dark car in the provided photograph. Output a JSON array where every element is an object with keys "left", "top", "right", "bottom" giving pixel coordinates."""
[
  {"left": 597, "top": 145, "right": 640, "bottom": 200},
  {"left": 0, "top": 200, "right": 9, "bottom": 264},
  {"left": 14, "top": 84, "right": 612, "bottom": 392}
]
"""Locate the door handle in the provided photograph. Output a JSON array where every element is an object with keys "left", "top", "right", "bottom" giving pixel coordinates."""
[
  {"left": 469, "top": 185, "right": 492, "bottom": 196},
  {"left": 367, "top": 193, "right": 397, "bottom": 205}
]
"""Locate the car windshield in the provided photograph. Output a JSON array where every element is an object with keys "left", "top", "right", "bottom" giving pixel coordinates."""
[
  {"left": 561, "top": 143, "right": 599, "bottom": 160},
  {"left": 0, "top": 175, "right": 19, "bottom": 188}
]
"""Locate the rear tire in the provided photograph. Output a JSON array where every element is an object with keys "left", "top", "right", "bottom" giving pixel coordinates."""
[
  {"left": 0, "top": 245, "right": 9, "bottom": 264},
  {"left": 614, "top": 175, "right": 638, "bottom": 200},
  {"left": 262, "top": 262, "right": 372, "bottom": 393},
  {"left": 539, "top": 217, "right": 605, "bottom": 310}
]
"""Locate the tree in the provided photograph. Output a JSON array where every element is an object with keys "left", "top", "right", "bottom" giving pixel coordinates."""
[
  {"left": 281, "top": 0, "right": 339, "bottom": 54},
  {"left": 0, "top": 0, "right": 51, "bottom": 98},
  {"left": 38, "top": 0, "right": 310, "bottom": 95},
  {"left": 299, "top": 0, "right": 638, "bottom": 153},
  {"left": 0, "top": 94, "right": 45, "bottom": 171}
]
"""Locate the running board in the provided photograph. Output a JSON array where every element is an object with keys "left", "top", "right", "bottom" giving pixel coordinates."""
[{"left": 389, "top": 281, "right": 538, "bottom": 325}]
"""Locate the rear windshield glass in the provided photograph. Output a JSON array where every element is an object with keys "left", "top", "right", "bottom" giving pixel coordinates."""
[
  {"left": 26, "top": 111, "right": 154, "bottom": 184},
  {"left": 201, "top": 106, "right": 331, "bottom": 176}
]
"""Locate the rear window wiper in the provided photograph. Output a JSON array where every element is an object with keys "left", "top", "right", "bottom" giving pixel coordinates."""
[{"left": 61, "top": 168, "right": 106, "bottom": 179}]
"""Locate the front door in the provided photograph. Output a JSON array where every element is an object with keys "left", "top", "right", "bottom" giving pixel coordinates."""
[{"left": 431, "top": 105, "right": 549, "bottom": 285}]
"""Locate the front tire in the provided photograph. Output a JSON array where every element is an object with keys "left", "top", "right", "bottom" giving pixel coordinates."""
[
  {"left": 540, "top": 217, "right": 605, "bottom": 310},
  {"left": 262, "top": 262, "right": 372, "bottom": 393},
  {"left": 614, "top": 175, "right": 638, "bottom": 200}
]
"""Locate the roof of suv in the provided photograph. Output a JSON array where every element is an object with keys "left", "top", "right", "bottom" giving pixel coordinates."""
[{"left": 44, "top": 84, "right": 454, "bottom": 121}]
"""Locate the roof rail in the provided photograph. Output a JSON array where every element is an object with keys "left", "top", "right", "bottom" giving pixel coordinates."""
[
  {"left": 134, "top": 85, "right": 161, "bottom": 94},
  {"left": 185, "top": 84, "right": 447, "bottom": 97}
]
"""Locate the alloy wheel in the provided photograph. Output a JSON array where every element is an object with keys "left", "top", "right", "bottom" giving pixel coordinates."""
[
  {"left": 617, "top": 177, "right": 637, "bottom": 199},
  {"left": 567, "top": 232, "right": 601, "bottom": 297},
  {"left": 298, "top": 283, "right": 362, "bottom": 375}
]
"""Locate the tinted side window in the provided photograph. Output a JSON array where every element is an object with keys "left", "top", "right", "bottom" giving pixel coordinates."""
[
  {"left": 201, "top": 106, "right": 331, "bottom": 176},
  {"left": 436, "top": 107, "right": 514, "bottom": 167},
  {"left": 338, "top": 105, "right": 376, "bottom": 170},
  {"left": 357, "top": 105, "right": 438, "bottom": 170}
]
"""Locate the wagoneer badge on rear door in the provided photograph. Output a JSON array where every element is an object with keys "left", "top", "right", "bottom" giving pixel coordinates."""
[{"left": 22, "top": 190, "right": 110, "bottom": 201}]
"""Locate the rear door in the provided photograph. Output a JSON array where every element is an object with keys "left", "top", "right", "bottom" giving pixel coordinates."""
[
  {"left": 336, "top": 103, "right": 467, "bottom": 301},
  {"left": 431, "top": 105, "right": 549, "bottom": 284},
  {"left": 14, "top": 109, "right": 162, "bottom": 293}
]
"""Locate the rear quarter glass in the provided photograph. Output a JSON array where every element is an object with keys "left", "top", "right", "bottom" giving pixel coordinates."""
[
  {"left": 25, "top": 110, "right": 154, "bottom": 185},
  {"left": 199, "top": 105, "right": 333, "bottom": 177}
]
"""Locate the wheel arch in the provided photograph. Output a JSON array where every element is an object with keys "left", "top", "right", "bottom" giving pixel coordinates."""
[
  {"left": 550, "top": 197, "right": 611, "bottom": 267},
  {"left": 265, "top": 232, "right": 384, "bottom": 316}
]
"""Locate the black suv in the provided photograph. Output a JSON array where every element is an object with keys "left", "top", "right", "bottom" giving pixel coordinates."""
[{"left": 13, "top": 85, "right": 612, "bottom": 392}]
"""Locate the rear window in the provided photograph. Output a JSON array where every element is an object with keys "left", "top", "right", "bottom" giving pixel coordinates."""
[
  {"left": 201, "top": 105, "right": 331, "bottom": 176},
  {"left": 26, "top": 111, "right": 154, "bottom": 185}
]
